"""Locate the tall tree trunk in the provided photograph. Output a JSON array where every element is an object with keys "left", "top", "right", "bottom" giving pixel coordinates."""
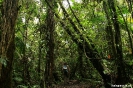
[
  {"left": 0, "top": 13, "right": 2, "bottom": 78},
  {"left": 38, "top": 26, "right": 43, "bottom": 88},
  {"left": 45, "top": 0, "right": 55, "bottom": 87},
  {"left": 22, "top": 24, "right": 27, "bottom": 85},
  {"left": 103, "top": 1, "right": 116, "bottom": 59},
  {"left": 0, "top": 0, "right": 19, "bottom": 88},
  {"left": 38, "top": 44, "right": 41, "bottom": 77},
  {"left": 78, "top": 48, "right": 85, "bottom": 78},
  {"left": 38, "top": 35, "right": 41, "bottom": 85},
  {"left": 21, "top": 13, "right": 31, "bottom": 86},
  {"left": 117, "top": 6, "right": 133, "bottom": 57},
  {"left": 108, "top": 0, "right": 128, "bottom": 84}
]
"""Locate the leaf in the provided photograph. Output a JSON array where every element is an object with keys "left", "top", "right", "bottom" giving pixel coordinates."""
[
  {"left": 13, "top": 77, "right": 23, "bottom": 82},
  {"left": 0, "top": 56, "right": 7, "bottom": 67},
  {"left": 17, "top": 85, "right": 28, "bottom": 88}
]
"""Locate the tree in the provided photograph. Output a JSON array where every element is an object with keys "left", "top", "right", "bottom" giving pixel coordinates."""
[
  {"left": 44, "top": 0, "right": 55, "bottom": 87},
  {"left": 108, "top": 0, "right": 128, "bottom": 84},
  {"left": 0, "top": 0, "right": 19, "bottom": 88}
]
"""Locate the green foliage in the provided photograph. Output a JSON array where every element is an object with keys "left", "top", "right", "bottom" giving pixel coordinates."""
[
  {"left": 0, "top": 0, "right": 3, "bottom": 5},
  {"left": 9, "top": 0, "right": 133, "bottom": 87},
  {"left": 125, "top": 54, "right": 133, "bottom": 66},
  {"left": 0, "top": 56, "right": 7, "bottom": 67},
  {"left": 13, "top": 77, "right": 23, "bottom": 83},
  {"left": 16, "top": 85, "right": 28, "bottom": 88},
  {"left": 15, "top": 37, "right": 25, "bottom": 54}
]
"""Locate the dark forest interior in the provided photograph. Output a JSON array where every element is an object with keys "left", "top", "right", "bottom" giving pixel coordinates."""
[{"left": 0, "top": 0, "right": 133, "bottom": 88}]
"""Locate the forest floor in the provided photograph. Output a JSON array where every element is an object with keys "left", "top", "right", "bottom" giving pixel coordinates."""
[
  {"left": 48, "top": 80, "right": 103, "bottom": 88},
  {"left": 51, "top": 84, "right": 92, "bottom": 88}
]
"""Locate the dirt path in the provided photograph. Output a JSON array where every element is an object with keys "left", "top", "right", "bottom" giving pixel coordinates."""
[
  {"left": 49, "top": 84, "right": 102, "bottom": 88},
  {"left": 51, "top": 85, "right": 90, "bottom": 88},
  {"left": 48, "top": 80, "right": 103, "bottom": 88}
]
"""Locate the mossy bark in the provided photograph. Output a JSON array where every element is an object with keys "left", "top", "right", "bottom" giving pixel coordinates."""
[{"left": 0, "top": 0, "right": 19, "bottom": 88}]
